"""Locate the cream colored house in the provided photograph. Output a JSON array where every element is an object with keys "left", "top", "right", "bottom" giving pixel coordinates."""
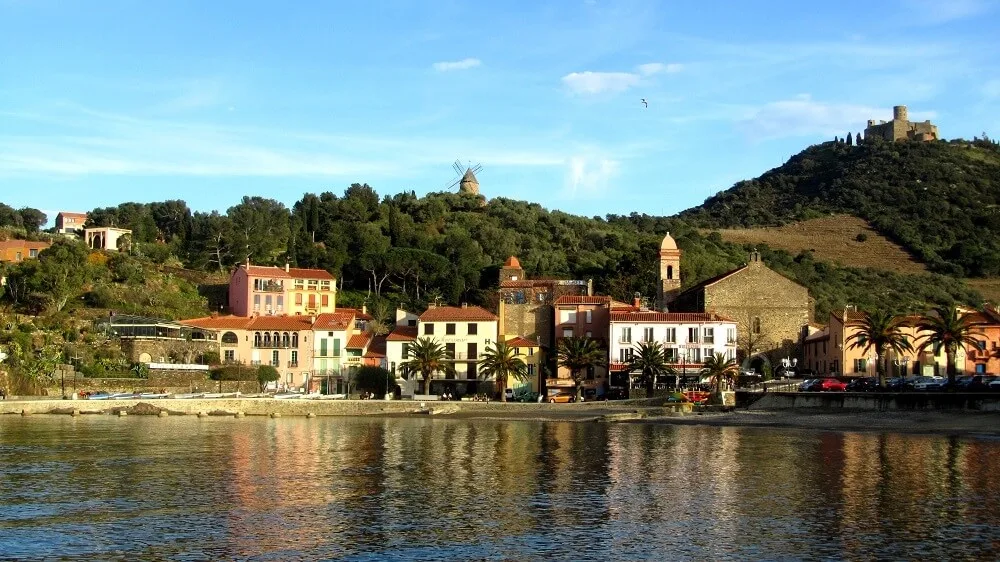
[{"left": 414, "top": 304, "right": 499, "bottom": 395}]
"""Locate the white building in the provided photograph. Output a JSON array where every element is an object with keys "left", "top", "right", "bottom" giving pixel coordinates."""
[{"left": 608, "top": 310, "right": 737, "bottom": 384}]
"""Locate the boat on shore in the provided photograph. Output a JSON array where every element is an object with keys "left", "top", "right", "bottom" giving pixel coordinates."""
[{"left": 273, "top": 393, "right": 302, "bottom": 400}]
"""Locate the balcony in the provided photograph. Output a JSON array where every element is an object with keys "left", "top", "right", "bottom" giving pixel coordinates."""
[
  {"left": 445, "top": 352, "right": 480, "bottom": 361},
  {"left": 253, "top": 281, "right": 285, "bottom": 293},
  {"left": 254, "top": 343, "right": 293, "bottom": 349},
  {"left": 287, "top": 361, "right": 298, "bottom": 368}
]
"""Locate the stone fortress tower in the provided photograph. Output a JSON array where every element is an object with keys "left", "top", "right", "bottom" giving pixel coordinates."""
[
  {"left": 864, "top": 105, "right": 939, "bottom": 142},
  {"left": 658, "top": 232, "right": 682, "bottom": 311}
]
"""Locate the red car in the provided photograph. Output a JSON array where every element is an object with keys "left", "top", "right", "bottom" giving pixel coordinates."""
[{"left": 804, "top": 378, "right": 847, "bottom": 392}]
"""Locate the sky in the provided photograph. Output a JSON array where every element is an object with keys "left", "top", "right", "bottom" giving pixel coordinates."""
[{"left": 2, "top": 0, "right": 999, "bottom": 224}]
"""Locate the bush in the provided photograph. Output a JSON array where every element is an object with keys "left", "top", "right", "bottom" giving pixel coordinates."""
[
  {"left": 209, "top": 365, "right": 256, "bottom": 381},
  {"left": 198, "top": 351, "right": 220, "bottom": 365},
  {"left": 353, "top": 366, "right": 395, "bottom": 394},
  {"left": 855, "top": 233, "right": 868, "bottom": 242},
  {"left": 257, "top": 365, "right": 279, "bottom": 392}
]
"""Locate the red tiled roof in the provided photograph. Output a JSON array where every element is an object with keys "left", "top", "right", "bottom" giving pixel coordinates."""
[
  {"left": 181, "top": 315, "right": 252, "bottom": 330},
  {"left": 365, "top": 335, "right": 387, "bottom": 358},
  {"left": 0, "top": 240, "right": 50, "bottom": 251},
  {"left": 248, "top": 315, "right": 314, "bottom": 331},
  {"left": 243, "top": 265, "right": 291, "bottom": 279},
  {"left": 336, "top": 307, "right": 373, "bottom": 321},
  {"left": 499, "top": 280, "right": 538, "bottom": 288},
  {"left": 387, "top": 326, "right": 418, "bottom": 341},
  {"left": 419, "top": 306, "right": 497, "bottom": 322},
  {"left": 347, "top": 332, "right": 371, "bottom": 349},
  {"left": 505, "top": 336, "right": 539, "bottom": 347},
  {"left": 609, "top": 312, "right": 733, "bottom": 323},
  {"left": 503, "top": 256, "right": 521, "bottom": 268},
  {"left": 287, "top": 267, "right": 335, "bottom": 280},
  {"left": 313, "top": 312, "right": 355, "bottom": 331},
  {"left": 58, "top": 212, "right": 88, "bottom": 219},
  {"left": 554, "top": 295, "right": 612, "bottom": 306}
]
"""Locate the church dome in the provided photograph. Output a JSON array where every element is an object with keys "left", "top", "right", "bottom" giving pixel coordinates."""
[
  {"left": 660, "top": 232, "right": 678, "bottom": 251},
  {"left": 504, "top": 256, "right": 521, "bottom": 268}
]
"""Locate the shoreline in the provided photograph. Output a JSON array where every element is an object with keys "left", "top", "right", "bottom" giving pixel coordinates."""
[{"left": 2, "top": 398, "right": 999, "bottom": 437}]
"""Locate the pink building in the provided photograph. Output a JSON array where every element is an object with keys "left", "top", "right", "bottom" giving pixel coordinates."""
[
  {"left": 552, "top": 295, "right": 612, "bottom": 390},
  {"left": 228, "top": 262, "right": 337, "bottom": 317}
]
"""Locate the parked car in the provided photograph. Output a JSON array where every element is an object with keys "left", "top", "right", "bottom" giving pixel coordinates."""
[
  {"left": 798, "top": 379, "right": 818, "bottom": 391},
  {"left": 546, "top": 389, "right": 575, "bottom": 403},
  {"left": 845, "top": 377, "right": 878, "bottom": 392},
  {"left": 803, "top": 378, "right": 847, "bottom": 392},
  {"left": 911, "top": 376, "right": 947, "bottom": 391}
]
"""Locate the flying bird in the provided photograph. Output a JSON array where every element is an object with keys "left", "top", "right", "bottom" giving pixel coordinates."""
[{"left": 640, "top": 98, "right": 648, "bottom": 108}]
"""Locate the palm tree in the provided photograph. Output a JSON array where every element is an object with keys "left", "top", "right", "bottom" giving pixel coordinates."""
[
  {"left": 556, "top": 336, "right": 606, "bottom": 400},
  {"left": 400, "top": 337, "right": 453, "bottom": 395},
  {"left": 479, "top": 341, "right": 529, "bottom": 401},
  {"left": 700, "top": 353, "right": 738, "bottom": 393},
  {"left": 845, "top": 309, "right": 913, "bottom": 388},
  {"left": 916, "top": 305, "right": 983, "bottom": 387},
  {"left": 627, "top": 341, "right": 675, "bottom": 398}
]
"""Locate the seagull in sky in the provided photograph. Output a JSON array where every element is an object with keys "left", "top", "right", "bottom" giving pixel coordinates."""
[{"left": 640, "top": 98, "right": 648, "bottom": 108}]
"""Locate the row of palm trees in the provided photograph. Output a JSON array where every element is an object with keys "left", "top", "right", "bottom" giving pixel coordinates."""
[
  {"left": 399, "top": 335, "right": 739, "bottom": 401},
  {"left": 845, "top": 305, "right": 983, "bottom": 387}
]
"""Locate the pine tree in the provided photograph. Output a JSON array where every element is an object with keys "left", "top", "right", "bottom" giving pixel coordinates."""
[{"left": 847, "top": 132, "right": 854, "bottom": 146}]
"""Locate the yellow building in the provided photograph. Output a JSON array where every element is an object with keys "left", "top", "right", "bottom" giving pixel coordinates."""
[
  {"left": 504, "top": 336, "right": 541, "bottom": 395},
  {"left": 285, "top": 267, "right": 337, "bottom": 316}
]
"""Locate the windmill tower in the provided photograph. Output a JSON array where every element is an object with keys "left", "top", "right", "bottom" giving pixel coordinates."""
[{"left": 447, "top": 160, "right": 483, "bottom": 195}]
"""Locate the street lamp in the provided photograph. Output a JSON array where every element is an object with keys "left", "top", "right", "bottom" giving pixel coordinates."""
[{"left": 894, "top": 357, "right": 909, "bottom": 384}]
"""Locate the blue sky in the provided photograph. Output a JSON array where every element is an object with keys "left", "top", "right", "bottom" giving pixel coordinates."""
[{"left": 2, "top": 0, "right": 999, "bottom": 224}]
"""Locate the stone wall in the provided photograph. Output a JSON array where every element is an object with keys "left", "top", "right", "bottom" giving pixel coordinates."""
[
  {"left": 42, "top": 369, "right": 251, "bottom": 395},
  {"left": 120, "top": 339, "right": 218, "bottom": 364},
  {"left": 747, "top": 391, "right": 1000, "bottom": 412}
]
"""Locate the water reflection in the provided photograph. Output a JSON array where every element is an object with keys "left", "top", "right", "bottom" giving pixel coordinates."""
[{"left": 1, "top": 416, "right": 1000, "bottom": 560}]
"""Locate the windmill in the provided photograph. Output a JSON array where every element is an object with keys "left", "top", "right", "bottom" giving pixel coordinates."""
[{"left": 446, "top": 160, "right": 483, "bottom": 195}]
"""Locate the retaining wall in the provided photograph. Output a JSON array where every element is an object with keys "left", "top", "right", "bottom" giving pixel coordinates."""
[{"left": 745, "top": 392, "right": 1000, "bottom": 412}]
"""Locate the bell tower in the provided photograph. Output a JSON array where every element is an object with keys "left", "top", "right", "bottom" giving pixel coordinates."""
[{"left": 658, "top": 232, "right": 682, "bottom": 310}]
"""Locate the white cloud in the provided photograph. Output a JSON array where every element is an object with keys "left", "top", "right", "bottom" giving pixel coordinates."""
[
  {"left": 738, "top": 96, "right": 937, "bottom": 140},
  {"left": 432, "top": 58, "right": 481, "bottom": 72},
  {"left": 562, "top": 62, "right": 682, "bottom": 95},
  {"left": 565, "top": 155, "right": 619, "bottom": 196}
]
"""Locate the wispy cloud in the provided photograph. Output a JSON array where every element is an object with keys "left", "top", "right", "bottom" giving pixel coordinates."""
[
  {"left": 562, "top": 62, "right": 682, "bottom": 95},
  {"left": 737, "top": 95, "right": 936, "bottom": 140},
  {"left": 565, "top": 155, "right": 619, "bottom": 197},
  {"left": 432, "top": 58, "right": 481, "bottom": 72}
]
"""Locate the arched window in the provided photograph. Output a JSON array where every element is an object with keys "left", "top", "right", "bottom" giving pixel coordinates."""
[
  {"left": 282, "top": 332, "right": 290, "bottom": 347},
  {"left": 273, "top": 332, "right": 280, "bottom": 347},
  {"left": 291, "top": 333, "right": 299, "bottom": 348},
  {"left": 222, "top": 331, "right": 238, "bottom": 344},
  {"left": 263, "top": 332, "right": 271, "bottom": 346},
  {"left": 254, "top": 332, "right": 262, "bottom": 347},
  {"left": 667, "top": 265, "right": 674, "bottom": 280}
]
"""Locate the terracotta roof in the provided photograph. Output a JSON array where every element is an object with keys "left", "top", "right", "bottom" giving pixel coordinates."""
[
  {"left": 57, "top": 212, "right": 88, "bottom": 218},
  {"left": 287, "top": 267, "right": 335, "bottom": 280},
  {"left": 554, "top": 295, "right": 612, "bottom": 306},
  {"left": 609, "top": 312, "right": 733, "bottom": 323},
  {"left": 313, "top": 312, "right": 355, "bottom": 331},
  {"left": 386, "top": 326, "right": 418, "bottom": 341},
  {"left": 364, "top": 335, "right": 387, "bottom": 358},
  {"left": 611, "top": 305, "right": 641, "bottom": 313},
  {"left": 180, "top": 315, "right": 252, "bottom": 330},
  {"left": 242, "top": 265, "right": 291, "bottom": 279},
  {"left": 347, "top": 332, "right": 371, "bottom": 349},
  {"left": 337, "top": 307, "right": 373, "bottom": 321},
  {"left": 500, "top": 280, "right": 544, "bottom": 288},
  {"left": 0, "top": 240, "right": 50, "bottom": 251},
  {"left": 248, "top": 315, "right": 314, "bottom": 331},
  {"left": 419, "top": 305, "right": 497, "bottom": 322},
  {"left": 503, "top": 256, "right": 521, "bottom": 268},
  {"left": 506, "top": 336, "right": 539, "bottom": 347}
]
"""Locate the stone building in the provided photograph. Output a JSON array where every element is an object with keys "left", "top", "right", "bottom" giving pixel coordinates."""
[
  {"left": 864, "top": 105, "right": 939, "bottom": 142},
  {"left": 668, "top": 239, "right": 812, "bottom": 365},
  {"left": 497, "top": 256, "right": 590, "bottom": 351}
]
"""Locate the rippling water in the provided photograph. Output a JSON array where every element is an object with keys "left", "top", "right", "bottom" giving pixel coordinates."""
[{"left": 2, "top": 415, "right": 1000, "bottom": 561}]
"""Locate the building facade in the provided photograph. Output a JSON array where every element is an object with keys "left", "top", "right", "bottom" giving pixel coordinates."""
[
  {"left": 55, "top": 212, "right": 87, "bottom": 235},
  {"left": 864, "top": 105, "right": 939, "bottom": 142},
  {"left": 504, "top": 336, "right": 541, "bottom": 395},
  {"left": 498, "top": 255, "right": 590, "bottom": 352},
  {"left": 551, "top": 295, "right": 611, "bottom": 391},
  {"left": 415, "top": 304, "right": 499, "bottom": 395},
  {"left": 84, "top": 227, "right": 132, "bottom": 252},
  {"left": 609, "top": 309, "right": 737, "bottom": 371},
  {"left": 0, "top": 239, "right": 50, "bottom": 263},
  {"left": 964, "top": 306, "right": 1000, "bottom": 374},
  {"left": 228, "top": 263, "right": 337, "bottom": 317}
]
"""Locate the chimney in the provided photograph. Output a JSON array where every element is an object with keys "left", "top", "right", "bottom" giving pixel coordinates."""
[
  {"left": 362, "top": 303, "right": 367, "bottom": 315},
  {"left": 211, "top": 311, "right": 219, "bottom": 319},
  {"left": 633, "top": 296, "right": 641, "bottom": 308},
  {"left": 428, "top": 302, "right": 437, "bottom": 310},
  {"left": 284, "top": 262, "right": 290, "bottom": 273},
  {"left": 461, "top": 302, "right": 468, "bottom": 309},
  {"left": 308, "top": 314, "right": 315, "bottom": 324},
  {"left": 587, "top": 279, "right": 593, "bottom": 296}
]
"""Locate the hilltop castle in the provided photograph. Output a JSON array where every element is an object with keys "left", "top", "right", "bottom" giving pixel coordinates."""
[{"left": 864, "top": 105, "right": 938, "bottom": 142}]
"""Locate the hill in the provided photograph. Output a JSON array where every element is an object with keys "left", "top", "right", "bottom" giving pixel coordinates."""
[
  {"left": 705, "top": 215, "right": 928, "bottom": 275},
  {"left": 681, "top": 137, "right": 1000, "bottom": 277}
]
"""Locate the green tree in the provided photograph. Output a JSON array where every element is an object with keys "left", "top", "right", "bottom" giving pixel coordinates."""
[
  {"left": 400, "top": 337, "right": 453, "bottom": 395},
  {"left": 17, "top": 208, "right": 47, "bottom": 233},
  {"left": 700, "top": 352, "right": 738, "bottom": 393},
  {"left": 227, "top": 196, "right": 291, "bottom": 265},
  {"left": 556, "top": 336, "right": 606, "bottom": 400},
  {"left": 627, "top": 341, "right": 674, "bottom": 398},
  {"left": 845, "top": 310, "right": 913, "bottom": 387},
  {"left": 257, "top": 365, "right": 280, "bottom": 392},
  {"left": 479, "top": 340, "right": 529, "bottom": 401},
  {"left": 916, "top": 306, "right": 984, "bottom": 386},
  {"left": 354, "top": 365, "right": 395, "bottom": 396}
]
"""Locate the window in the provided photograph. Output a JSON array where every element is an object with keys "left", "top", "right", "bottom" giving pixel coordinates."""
[
  {"left": 703, "top": 328, "right": 714, "bottom": 344},
  {"left": 621, "top": 327, "right": 632, "bottom": 343},
  {"left": 664, "top": 328, "right": 676, "bottom": 343},
  {"left": 665, "top": 348, "right": 678, "bottom": 362},
  {"left": 643, "top": 327, "right": 654, "bottom": 342},
  {"left": 853, "top": 358, "right": 867, "bottom": 373},
  {"left": 424, "top": 324, "right": 435, "bottom": 335},
  {"left": 282, "top": 333, "right": 290, "bottom": 347},
  {"left": 29, "top": 249, "right": 38, "bottom": 258},
  {"left": 333, "top": 338, "right": 341, "bottom": 357},
  {"left": 688, "top": 328, "right": 699, "bottom": 343},
  {"left": 276, "top": 296, "right": 283, "bottom": 311},
  {"left": 322, "top": 294, "right": 329, "bottom": 306},
  {"left": 253, "top": 294, "right": 261, "bottom": 307},
  {"left": 752, "top": 317, "right": 761, "bottom": 335},
  {"left": 703, "top": 348, "right": 713, "bottom": 362},
  {"left": 585, "top": 310, "right": 593, "bottom": 323},
  {"left": 585, "top": 331, "right": 592, "bottom": 338},
  {"left": 265, "top": 295, "right": 272, "bottom": 308},
  {"left": 446, "top": 323, "right": 456, "bottom": 335},
  {"left": 528, "top": 348, "right": 534, "bottom": 357},
  {"left": 320, "top": 338, "right": 328, "bottom": 356},
  {"left": 402, "top": 343, "right": 410, "bottom": 359},
  {"left": 562, "top": 328, "right": 573, "bottom": 338},
  {"left": 254, "top": 332, "right": 262, "bottom": 347},
  {"left": 527, "top": 364, "right": 535, "bottom": 376},
  {"left": 308, "top": 294, "right": 316, "bottom": 308},
  {"left": 446, "top": 343, "right": 455, "bottom": 358},
  {"left": 727, "top": 328, "right": 736, "bottom": 344},
  {"left": 224, "top": 350, "right": 235, "bottom": 362},
  {"left": 468, "top": 323, "right": 478, "bottom": 335},
  {"left": 272, "top": 350, "right": 279, "bottom": 366},
  {"left": 467, "top": 342, "right": 477, "bottom": 360},
  {"left": 561, "top": 310, "right": 578, "bottom": 324},
  {"left": 15, "top": 252, "right": 22, "bottom": 261},
  {"left": 291, "top": 333, "right": 299, "bottom": 347},
  {"left": 290, "top": 350, "right": 298, "bottom": 366},
  {"left": 619, "top": 348, "right": 633, "bottom": 363},
  {"left": 295, "top": 294, "right": 303, "bottom": 305},
  {"left": 690, "top": 348, "right": 702, "bottom": 362},
  {"left": 222, "top": 332, "right": 238, "bottom": 344}
]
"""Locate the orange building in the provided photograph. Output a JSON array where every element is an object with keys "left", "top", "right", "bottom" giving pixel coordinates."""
[
  {"left": 964, "top": 306, "right": 1000, "bottom": 375},
  {"left": 551, "top": 295, "right": 611, "bottom": 391},
  {"left": 0, "top": 239, "right": 50, "bottom": 263}
]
